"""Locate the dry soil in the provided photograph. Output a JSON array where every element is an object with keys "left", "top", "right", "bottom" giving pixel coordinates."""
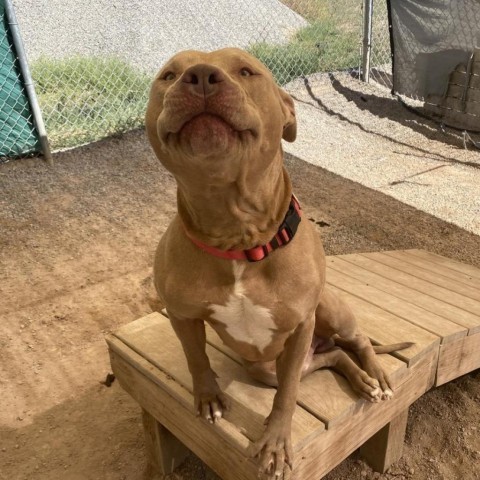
[{"left": 1, "top": 126, "right": 479, "bottom": 480}]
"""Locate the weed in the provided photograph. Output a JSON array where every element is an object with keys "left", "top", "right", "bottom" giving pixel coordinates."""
[
  {"left": 248, "top": 19, "right": 359, "bottom": 85},
  {"left": 32, "top": 56, "right": 151, "bottom": 150}
]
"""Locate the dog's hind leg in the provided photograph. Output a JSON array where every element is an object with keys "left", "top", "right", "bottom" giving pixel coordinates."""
[
  {"left": 314, "top": 288, "right": 392, "bottom": 400},
  {"left": 304, "top": 347, "right": 384, "bottom": 402},
  {"left": 244, "top": 340, "right": 384, "bottom": 403}
]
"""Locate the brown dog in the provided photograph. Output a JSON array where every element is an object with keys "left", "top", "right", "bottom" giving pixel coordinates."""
[{"left": 146, "top": 48, "right": 410, "bottom": 479}]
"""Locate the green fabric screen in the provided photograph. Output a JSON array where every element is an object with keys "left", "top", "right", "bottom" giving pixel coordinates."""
[{"left": 0, "top": 0, "right": 40, "bottom": 159}]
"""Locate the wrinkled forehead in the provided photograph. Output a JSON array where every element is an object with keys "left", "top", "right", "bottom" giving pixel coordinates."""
[{"left": 157, "top": 48, "right": 273, "bottom": 78}]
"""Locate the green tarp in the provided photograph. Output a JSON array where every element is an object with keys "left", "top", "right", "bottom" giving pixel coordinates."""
[{"left": 0, "top": 0, "right": 40, "bottom": 159}]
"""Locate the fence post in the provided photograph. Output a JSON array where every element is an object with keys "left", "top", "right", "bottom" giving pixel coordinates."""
[
  {"left": 4, "top": 0, "right": 52, "bottom": 163},
  {"left": 361, "top": 0, "right": 374, "bottom": 82}
]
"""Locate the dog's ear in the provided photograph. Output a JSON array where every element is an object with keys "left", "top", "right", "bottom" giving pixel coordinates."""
[{"left": 278, "top": 88, "right": 297, "bottom": 142}]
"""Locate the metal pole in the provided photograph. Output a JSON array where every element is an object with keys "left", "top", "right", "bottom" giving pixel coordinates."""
[
  {"left": 4, "top": 0, "right": 52, "bottom": 164},
  {"left": 361, "top": 0, "right": 374, "bottom": 83}
]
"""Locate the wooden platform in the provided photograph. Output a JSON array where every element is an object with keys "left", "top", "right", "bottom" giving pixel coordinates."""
[{"left": 106, "top": 249, "right": 480, "bottom": 479}]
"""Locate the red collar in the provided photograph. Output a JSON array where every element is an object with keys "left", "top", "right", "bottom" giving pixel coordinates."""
[{"left": 183, "top": 195, "right": 302, "bottom": 262}]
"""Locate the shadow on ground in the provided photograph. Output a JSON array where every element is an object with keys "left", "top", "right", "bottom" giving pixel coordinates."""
[{"left": 1, "top": 130, "right": 479, "bottom": 480}]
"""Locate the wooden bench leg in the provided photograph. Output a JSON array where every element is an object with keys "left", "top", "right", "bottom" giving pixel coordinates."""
[
  {"left": 360, "top": 408, "right": 409, "bottom": 473},
  {"left": 142, "top": 408, "right": 190, "bottom": 475}
]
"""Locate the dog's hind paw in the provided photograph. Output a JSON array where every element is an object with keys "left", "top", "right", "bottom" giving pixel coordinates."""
[
  {"left": 349, "top": 371, "right": 383, "bottom": 402},
  {"left": 382, "top": 388, "right": 394, "bottom": 400},
  {"left": 369, "top": 386, "right": 383, "bottom": 402}
]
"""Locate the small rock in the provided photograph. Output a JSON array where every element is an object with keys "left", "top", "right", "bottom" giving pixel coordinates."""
[{"left": 409, "top": 468, "right": 415, "bottom": 474}]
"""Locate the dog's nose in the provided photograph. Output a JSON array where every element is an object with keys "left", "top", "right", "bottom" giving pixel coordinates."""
[{"left": 181, "top": 64, "right": 225, "bottom": 97}]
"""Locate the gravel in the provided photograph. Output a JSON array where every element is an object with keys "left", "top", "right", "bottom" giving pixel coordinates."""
[
  {"left": 284, "top": 73, "right": 480, "bottom": 235},
  {"left": 13, "top": 0, "right": 305, "bottom": 73}
]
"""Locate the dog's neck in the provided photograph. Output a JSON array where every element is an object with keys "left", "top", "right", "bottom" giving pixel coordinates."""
[{"left": 176, "top": 155, "right": 292, "bottom": 250}]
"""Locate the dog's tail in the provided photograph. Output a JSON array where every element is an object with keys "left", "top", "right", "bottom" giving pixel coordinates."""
[
  {"left": 372, "top": 342, "right": 415, "bottom": 354},
  {"left": 333, "top": 335, "right": 415, "bottom": 354}
]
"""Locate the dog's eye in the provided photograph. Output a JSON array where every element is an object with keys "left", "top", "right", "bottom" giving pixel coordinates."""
[
  {"left": 240, "top": 68, "right": 253, "bottom": 77},
  {"left": 162, "top": 72, "right": 176, "bottom": 81}
]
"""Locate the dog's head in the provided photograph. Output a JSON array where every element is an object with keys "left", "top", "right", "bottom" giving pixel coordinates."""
[{"left": 146, "top": 48, "right": 296, "bottom": 184}]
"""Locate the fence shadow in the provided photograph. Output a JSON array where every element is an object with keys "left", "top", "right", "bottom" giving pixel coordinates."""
[
  {"left": 302, "top": 73, "right": 479, "bottom": 169},
  {"left": 329, "top": 73, "right": 480, "bottom": 154}
]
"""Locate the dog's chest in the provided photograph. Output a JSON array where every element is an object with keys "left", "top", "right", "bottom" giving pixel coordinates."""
[{"left": 208, "top": 262, "right": 277, "bottom": 352}]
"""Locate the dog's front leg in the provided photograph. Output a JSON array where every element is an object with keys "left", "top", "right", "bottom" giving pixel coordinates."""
[
  {"left": 169, "top": 312, "right": 229, "bottom": 423},
  {"left": 251, "top": 315, "right": 315, "bottom": 479}
]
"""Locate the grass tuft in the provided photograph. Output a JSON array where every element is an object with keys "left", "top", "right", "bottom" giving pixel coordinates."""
[
  {"left": 249, "top": 20, "right": 359, "bottom": 85},
  {"left": 32, "top": 56, "right": 151, "bottom": 150},
  {"left": 250, "top": 0, "right": 361, "bottom": 86}
]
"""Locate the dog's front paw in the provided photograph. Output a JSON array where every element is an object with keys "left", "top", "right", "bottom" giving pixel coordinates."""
[
  {"left": 195, "top": 390, "right": 229, "bottom": 423},
  {"left": 193, "top": 371, "right": 230, "bottom": 423},
  {"left": 249, "top": 416, "right": 293, "bottom": 479}
]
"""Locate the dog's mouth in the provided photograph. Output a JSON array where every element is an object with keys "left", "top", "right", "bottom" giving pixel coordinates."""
[
  {"left": 179, "top": 112, "right": 235, "bottom": 135},
  {"left": 164, "top": 111, "right": 256, "bottom": 156},
  {"left": 179, "top": 112, "right": 255, "bottom": 136}
]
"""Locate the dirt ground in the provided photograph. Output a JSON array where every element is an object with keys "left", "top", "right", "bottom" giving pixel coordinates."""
[{"left": 1, "top": 126, "right": 479, "bottom": 480}]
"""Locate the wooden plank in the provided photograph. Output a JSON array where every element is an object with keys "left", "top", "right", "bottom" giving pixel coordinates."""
[
  {"left": 448, "top": 84, "right": 480, "bottom": 102},
  {"left": 110, "top": 330, "right": 428, "bottom": 480},
  {"left": 384, "top": 250, "right": 480, "bottom": 290},
  {"left": 113, "top": 313, "right": 324, "bottom": 445},
  {"left": 436, "top": 333, "right": 480, "bottom": 386},
  {"left": 449, "top": 71, "right": 468, "bottom": 87},
  {"left": 295, "top": 353, "right": 407, "bottom": 430},
  {"left": 206, "top": 323, "right": 408, "bottom": 429},
  {"left": 291, "top": 349, "right": 437, "bottom": 480},
  {"left": 360, "top": 408, "right": 409, "bottom": 473},
  {"left": 368, "top": 251, "right": 480, "bottom": 303},
  {"left": 407, "top": 249, "right": 480, "bottom": 282},
  {"left": 440, "top": 108, "right": 480, "bottom": 130},
  {"left": 328, "top": 285, "right": 440, "bottom": 366},
  {"left": 142, "top": 408, "right": 190, "bottom": 475},
  {"left": 450, "top": 71, "right": 480, "bottom": 89},
  {"left": 326, "top": 267, "right": 466, "bottom": 345},
  {"left": 327, "top": 257, "right": 480, "bottom": 335},
  {"left": 340, "top": 254, "right": 480, "bottom": 318},
  {"left": 442, "top": 96, "right": 464, "bottom": 111},
  {"left": 107, "top": 340, "right": 256, "bottom": 480},
  {"left": 465, "top": 102, "right": 480, "bottom": 116},
  {"left": 107, "top": 334, "right": 251, "bottom": 451}
]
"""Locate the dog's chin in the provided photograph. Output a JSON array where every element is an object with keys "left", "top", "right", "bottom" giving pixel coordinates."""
[{"left": 178, "top": 113, "right": 240, "bottom": 157}]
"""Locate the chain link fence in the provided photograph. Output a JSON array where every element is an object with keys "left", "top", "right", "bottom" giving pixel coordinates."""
[
  {"left": 368, "top": 0, "right": 393, "bottom": 89},
  {"left": 4, "top": 0, "right": 393, "bottom": 156},
  {"left": 0, "top": 0, "right": 40, "bottom": 162},
  {"left": 250, "top": 1, "right": 363, "bottom": 85},
  {"left": 3, "top": 1, "right": 477, "bottom": 160}
]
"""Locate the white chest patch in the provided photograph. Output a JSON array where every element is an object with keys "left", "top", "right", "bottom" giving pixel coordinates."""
[{"left": 209, "top": 262, "right": 276, "bottom": 352}]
